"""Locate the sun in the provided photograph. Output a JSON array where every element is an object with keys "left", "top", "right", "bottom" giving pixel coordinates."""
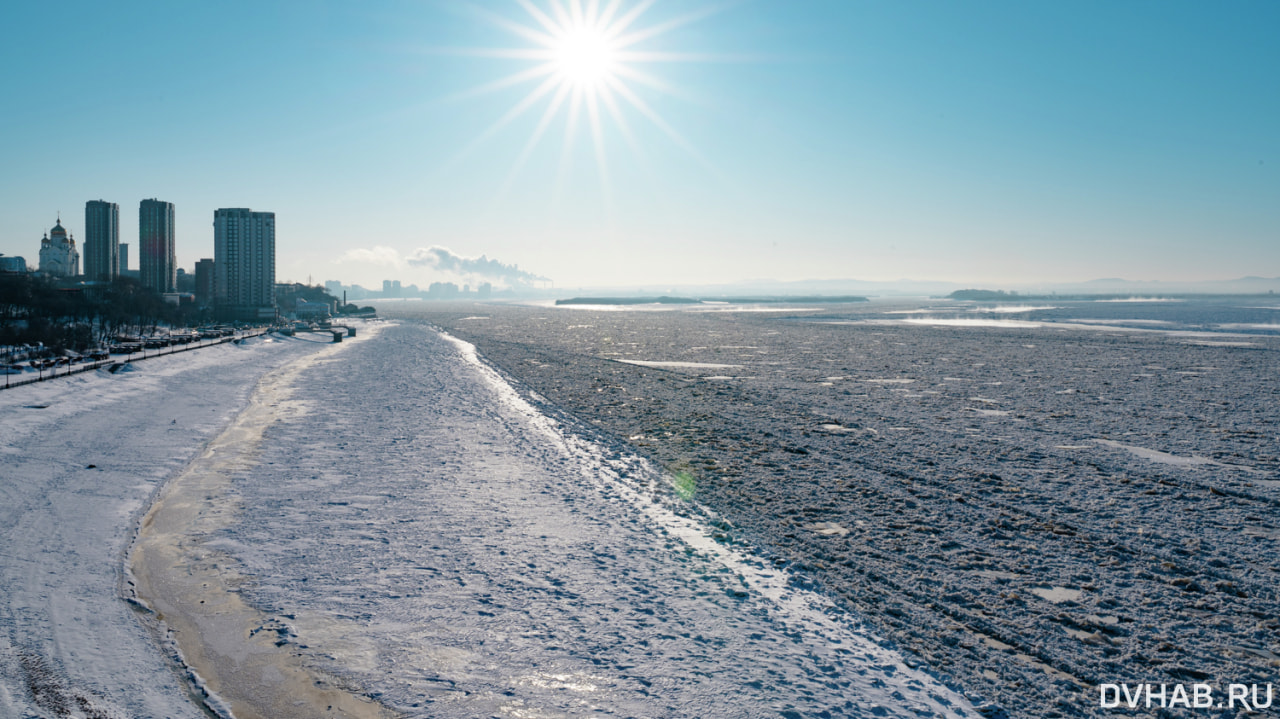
[
  {"left": 553, "top": 26, "right": 618, "bottom": 86},
  {"left": 450, "top": 0, "right": 722, "bottom": 203}
]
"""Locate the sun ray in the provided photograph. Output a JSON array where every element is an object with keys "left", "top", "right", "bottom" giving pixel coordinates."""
[
  {"left": 471, "top": 3, "right": 559, "bottom": 46},
  {"left": 495, "top": 82, "right": 575, "bottom": 203},
  {"left": 604, "top": 73, "right": 719, "bottom": 177},
  {"left": 411, "top": 46, "right": 552, "bottom": 60},
  {"left": 483, "top": 74, "right": 564, "bottom": 138},
  {"left": 552, "top": 85, "right": 587, "bottom": 210},
  {"left": 603, "top": 0, "right": 658, "bottom": 40},
  {"left": 441, "top": 73, "right": 563, "bottom": 175},
  {"left": 598, "top": 82, "right": 670, "bottom": 208},
  {"left": 586, "top": 87, "right": 622, "bottom": 238},
  {"left": 610, "top": 63, "right": 677, "bottom": 96},
  {"left": 443, "top": 61, "right": 559, "bottom": 104},
  {"left": 614, "top": 50, "right": 760, "bottom": 62},
  {"left": 595, "top": 0, "right": 625, "bottom": 31},
  {"left": 597, "top": 83, "right": 643, "bottom": 161},
  {"left": 548, "top": 0, "right": 574, "bottom": 31},
  {"left": 613, "top": 5, "right": 724, "bottom": 50},
  {"left": 512, "top": 0, "right": 563, "bottom": 38},
  {"left": 586, "top": 88, "right": 611, "bottom": 199}
]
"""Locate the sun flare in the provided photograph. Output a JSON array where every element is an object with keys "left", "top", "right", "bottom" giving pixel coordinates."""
[{"left": 453, "top": 0, "right": 720, "bottom": 203}]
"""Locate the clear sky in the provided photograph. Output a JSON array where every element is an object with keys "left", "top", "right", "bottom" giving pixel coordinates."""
[{"left": 2, "top": 1, "right": 1276, "bottom": 290}]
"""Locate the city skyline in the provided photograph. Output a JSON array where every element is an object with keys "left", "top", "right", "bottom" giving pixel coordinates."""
[{"left": 1, "top": 1, "right": 1277, "bottom": 290}]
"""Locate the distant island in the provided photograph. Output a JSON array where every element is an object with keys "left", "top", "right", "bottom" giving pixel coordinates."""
[
  {"left": 555, "top": 295, "right": 868, "bottom": 306},
  {"left": 556, "top": 296, "right": 702, "bottom": 305},
  {"left": 948, "top": 289, "right": 1021, "bottom": 301},
  {"left": 948, "top": 288, "right": 1278, "bottom": 301}
]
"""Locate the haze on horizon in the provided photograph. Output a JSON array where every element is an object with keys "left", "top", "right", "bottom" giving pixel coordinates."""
[{"left": 1, "top": 1, "right": 1276, "bottom": 291}]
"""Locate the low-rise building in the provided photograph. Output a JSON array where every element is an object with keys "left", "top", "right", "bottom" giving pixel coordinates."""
[
  {"left": 0, "top": 254, "right": 27, "bottom": 273},
  {"left": 295, "top": 300, "right": 333, "bottom": 320}
]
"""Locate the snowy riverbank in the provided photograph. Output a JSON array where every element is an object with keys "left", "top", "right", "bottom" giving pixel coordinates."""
[
  {"left": 0, "top": 330, "right": 351, "bottom": 718},
  {"left": 130, "top": 324, "right": 392, "bottom": 719}
]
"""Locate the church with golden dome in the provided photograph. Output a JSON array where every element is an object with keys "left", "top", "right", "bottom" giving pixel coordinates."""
[{"left": 39, "top": 216, "right": 80, "bottom": 277}]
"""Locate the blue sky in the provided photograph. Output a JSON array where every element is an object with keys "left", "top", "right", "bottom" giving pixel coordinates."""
[{"left": 2, "top": 1, "right": 1276, "bottom": 289}]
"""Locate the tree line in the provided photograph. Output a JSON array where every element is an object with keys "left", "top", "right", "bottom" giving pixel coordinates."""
[{"left": 0, "top": 274, "right": 200, "bottom": 357}]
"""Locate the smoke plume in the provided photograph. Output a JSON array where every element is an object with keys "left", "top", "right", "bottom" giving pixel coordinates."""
[{"left": 406, "top": 246, "right": 548, "bottom": 285}]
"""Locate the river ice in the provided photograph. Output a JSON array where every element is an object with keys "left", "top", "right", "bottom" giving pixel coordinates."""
[
  {"left": 207, "top": 323, "right": 977, "bottom": 718},
  {"left": 407, "top": 298, "right": 1280, "bottom": 719}
]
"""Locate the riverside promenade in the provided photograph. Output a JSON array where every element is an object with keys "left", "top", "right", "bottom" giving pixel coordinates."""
[{"left": 1, "top": 327, "right": 273, "bottom": 391}]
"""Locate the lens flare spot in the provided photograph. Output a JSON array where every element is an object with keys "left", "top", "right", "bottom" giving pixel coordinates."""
[{"left": 671, "top": 469, "right": 696, "bottom": 501}]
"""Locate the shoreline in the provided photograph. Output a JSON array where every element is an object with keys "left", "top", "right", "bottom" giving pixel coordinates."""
[{"left": 128, "top": 322, "right": 395, "bottom": 719}]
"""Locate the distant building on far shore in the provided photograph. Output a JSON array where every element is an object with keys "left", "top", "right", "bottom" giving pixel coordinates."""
[
  {"left": 119, "top": 243, "right": 129, "bottom": 272},
  {"left": 84, "top": 200, "right": 120, "bottom": 280},
  {"left": 39, "top": 217, "right": 79, "bottom": 278},
  {"left": 382, "top": 279, "right": 404, "bottom": 298},
  {"left": 214, "top": 208, "right": 276, "bottom": 321},
  {"left": 139, "top": 199, "right": 176, "bottom": 292},
  {"left": 0, "top": 254, "right": 27, "bottom": 273},
  {"left": 295, "top": 299, "right": 332, "bottom": 320}
]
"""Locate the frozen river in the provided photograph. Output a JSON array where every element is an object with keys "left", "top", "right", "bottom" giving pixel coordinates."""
[{"left": 180, "top": 322, "right": 976, "bottom": 717}]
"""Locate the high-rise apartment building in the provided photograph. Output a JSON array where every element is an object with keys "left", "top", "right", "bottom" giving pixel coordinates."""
[
  {"left": 119, "top": 243, "right": 129, "bottom": 272},
  {"left": 84, "top": 200, "right": 119, "bottom": 281},
  {"left": 194, "top": 258, "right": 215, "bottom": 306},
  {"left": 214, "top": 208, "right": 275, "bottom": 319},
  {"left": 139, "top": 199, "right": 176, "bottom": 292}
]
